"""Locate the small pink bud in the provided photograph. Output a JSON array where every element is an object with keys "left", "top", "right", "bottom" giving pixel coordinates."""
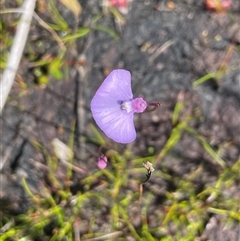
[
  {"left": 97, "top": 156, "right": 108, "bottom": 169},
  {"left": 110, "top": 0, "right": 128, "bottom": 7},
  {"left": 131, "top": 98, "right": 147, "bottom": 113},
  {"left": 204, "top": 0, "right": 232, "bottom": 11}
]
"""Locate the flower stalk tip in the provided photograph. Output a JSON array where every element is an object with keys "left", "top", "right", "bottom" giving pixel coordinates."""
[{"left": 142, "top": 161, "right": 155, "bottom": 184}]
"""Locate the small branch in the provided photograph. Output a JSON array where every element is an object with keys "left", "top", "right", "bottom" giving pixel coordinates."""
[
  {"left": 0, "top": 9, "right": 66, "bottom": 51},
  {"left": 0, "top": 0, "right": 36, "bottom": 114},
  {"left": 149, "top": 39, "right": 175, "bottom": 63}
]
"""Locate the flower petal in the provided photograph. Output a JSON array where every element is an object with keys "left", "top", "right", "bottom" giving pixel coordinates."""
[
  {"left": 91, "top": 102, "right": 136, "bottom": 143},
  {"left": 91, "top": 69, "right": 136, "bottom": 143},
  {"left": 91, "top": 69, "right": 133, "bottom": 108}
]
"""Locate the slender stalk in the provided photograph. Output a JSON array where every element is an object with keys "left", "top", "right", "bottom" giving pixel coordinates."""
[{"left": 0, "top": 0, "right": 36, "bottom": 114}]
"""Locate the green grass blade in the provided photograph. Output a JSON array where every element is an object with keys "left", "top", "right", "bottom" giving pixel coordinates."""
[
  {"left": 89, "top": 123, "right": 106, "bottom": 145},
  {"left": 184, "top": 126, "right": 226, "bottom": 168},
  {"left": 108, "top": 7, "right": 126, "bottom": 24},
  {"left": 192, "top": 72, "right": 217, "bottom": 87},
  {"left": 172, "top": 97, "right": 184, "bottom": 125},
  {"left": 62, "top": 27, "right": 90, "bottom": 41},
  {"left": 93, "top": 25, "right": 120, "bottom": 40},
  {"left": 155, "top": 122, "right": 186, "bottom": 164},
  {"left": 49, "top": 0, "right": 68, "bottom": 30}
]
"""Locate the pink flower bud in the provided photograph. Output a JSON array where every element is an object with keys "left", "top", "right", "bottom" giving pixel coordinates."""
[{"left": 97, "top": 156, "right": 108, "bottom": 169}]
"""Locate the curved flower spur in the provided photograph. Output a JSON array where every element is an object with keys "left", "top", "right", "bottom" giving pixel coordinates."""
[{"left": 90, "top": 69, "right": 161, "bottom": 143}]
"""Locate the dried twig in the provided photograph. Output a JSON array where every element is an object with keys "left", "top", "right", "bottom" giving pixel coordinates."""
[
  {"left": 84, "top": 230, "right": 124, "bottom": 241},
  {"left": 149, "top": 39, "right": 175, "bottom": 63},
  {"left": 0, "top": 0, "right": 36, "bottom": 114}
]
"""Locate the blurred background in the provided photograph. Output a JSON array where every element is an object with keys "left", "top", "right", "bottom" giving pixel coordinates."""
[{"left": 0, "top": 0, "right": 240, "bottom": 240}]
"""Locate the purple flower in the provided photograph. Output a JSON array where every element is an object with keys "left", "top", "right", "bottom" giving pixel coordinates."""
[
  {"left": 97, "top": 155, "right": 108, "bottom": 169},
  {"left": 90, "top": 69, "right": 160, "bottom": 143}
]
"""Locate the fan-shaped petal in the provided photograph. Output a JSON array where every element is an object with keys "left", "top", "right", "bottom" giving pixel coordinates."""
[
  {"left": 91, "top": 69, "right": 136, "bottom": 143},
  {"left": 91, "top": 102, "right": 136, "bottom": 143},
  {"left": 92, "top": 69, "right": 133, "bottom": 106}
]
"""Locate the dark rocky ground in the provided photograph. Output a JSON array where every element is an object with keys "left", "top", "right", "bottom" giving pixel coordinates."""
[{"left": 1, "top": 0, "right": 240, "bottom": 240}]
